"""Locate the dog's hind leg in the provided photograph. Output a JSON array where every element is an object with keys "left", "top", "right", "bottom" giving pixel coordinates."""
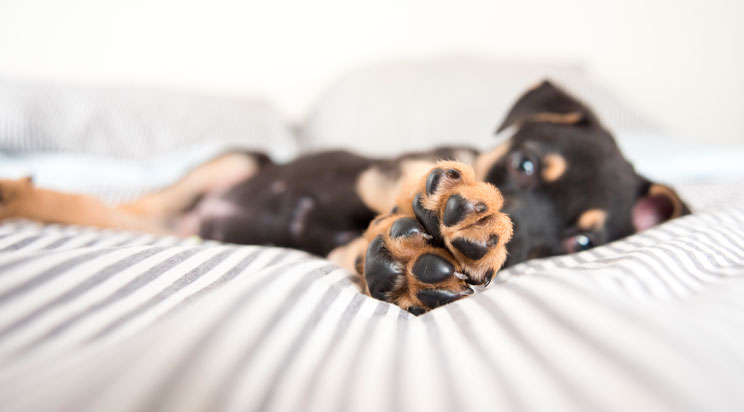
[
  {"left": 0, "top": 177, "right": 171, "bottom": 234},
  {"left": 0, "top": 151, "right": 270, "bottom": 235}
]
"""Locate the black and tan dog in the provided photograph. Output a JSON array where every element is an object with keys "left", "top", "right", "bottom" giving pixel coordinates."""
[{"left": 0, "top": 81, "right": 689, "bottom": 314}]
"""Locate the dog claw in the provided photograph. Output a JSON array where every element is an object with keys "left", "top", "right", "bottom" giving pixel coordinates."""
[
  {"left": 483, "top": 268, "right": 494, "bottom": 287},
  {"left": 454, "top": 271, "right": 468, "bottom": 280},
  {"left": 466, "top": 268, "right": 495, "bottom": 287}
]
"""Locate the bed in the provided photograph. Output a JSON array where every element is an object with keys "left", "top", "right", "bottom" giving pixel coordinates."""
[{"left": 1, "top": 58, "right": 743, "bottom": 412}]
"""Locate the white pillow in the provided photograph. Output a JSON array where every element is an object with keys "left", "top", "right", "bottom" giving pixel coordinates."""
[
  {"left": 302, "top": 56, "right": 658, "bottom": 157},
  {"left": 0, "top": 77, "right": 299, "bottom": 162}
]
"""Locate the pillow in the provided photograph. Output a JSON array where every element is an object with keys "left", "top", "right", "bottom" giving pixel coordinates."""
[
  {"left": 0, "top": 77, "right": 299, "bottom": 162},
  {"left": 302, "top": 56, "right": 658, "bottom": 157}
]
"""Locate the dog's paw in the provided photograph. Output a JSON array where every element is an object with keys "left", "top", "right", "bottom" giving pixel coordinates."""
[
  {"left": 361, "top": 214, "right": 474, "bottom": 315},
  {"left": 410, "top": 161, "right": 513, "bottom": 286}
]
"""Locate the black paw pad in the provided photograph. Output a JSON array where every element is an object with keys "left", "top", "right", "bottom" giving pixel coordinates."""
[
  {"left": 411, "top": 254, "right": 455, "bottom": 284},
  {"left": 425, "top": 168, "right": 444, "bottom": 195},
  {"left": 451, "top": 237, "right": 488, "bottom": 260},
  {"left": 407, "top": 306, "right": 426, "bottom": 316},
  {"left": 416, "top": 287, "right": 471, "bottom": 308},
  {"left": 390, "top": 217, "right": 430, "bottom": 240},
  {"left": 443, "top": 194, "right": 472, "bottom": 227},
  {"left": 425, "top": 168, "right": 461, "bottom": 196},
  {"left": 445, "top": 168, "right": 461, "bottom": 180},
  {"left": 413, "top": 194, "right": 443, "bottom": 245},
  {"left": 364, "top": 235, "right": 404, "bottom": 300},
  {"left": 487, "top": 234, "right": 499, "bottom": 247},
  {"left": 417, "top": 289, "right": 460, "bottom": 307}
]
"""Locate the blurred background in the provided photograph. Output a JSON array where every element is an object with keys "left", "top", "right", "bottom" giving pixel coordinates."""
[{"left": 0, "top": 0, "right": 742, "bottom": 145}]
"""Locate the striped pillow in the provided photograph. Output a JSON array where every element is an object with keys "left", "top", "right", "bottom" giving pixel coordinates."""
[{"left": 0, "top": 77, "right": 299, "bottom": 162}]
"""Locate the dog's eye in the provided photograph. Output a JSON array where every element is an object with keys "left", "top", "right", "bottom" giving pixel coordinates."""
[
  {"left": 563, "top": 233, "right": 595, "bottom": 254},
  {"left": 510, "top": 152, "right": 535, "bottom": 175},
  {"left": 507, "top": 151, "right": 539, "bottom": 187}
]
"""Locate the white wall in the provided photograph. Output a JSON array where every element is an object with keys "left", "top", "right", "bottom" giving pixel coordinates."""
[{"left": 0, "top": 0, "right": 742, "bottom": 144}]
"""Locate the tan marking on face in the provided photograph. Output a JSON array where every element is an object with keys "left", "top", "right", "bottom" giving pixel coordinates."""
[
  {"left": 529, "top": 112, "right": 583, "bottom": 126},
  {"left": 527, "top": 80, "right": 546, "bottom": 92},
  {"left": 577, "top": 209, "right": 608, "bottom": 231},
  {"left": 474, "top": 141, "right": 511, "bottom": 181},
  {"left": 541, "top": 153, "right": 567, "bottom": 182},
  {"left": 356, "top": 160, "right": 435, "bottom": 214},
  {"left": 648, "top": 184, "right": 684, "bottom": 218}
]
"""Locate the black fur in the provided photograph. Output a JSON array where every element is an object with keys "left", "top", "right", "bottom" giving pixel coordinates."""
[{"left": 198, "top": 151, "right": 377, "bottom": 256}]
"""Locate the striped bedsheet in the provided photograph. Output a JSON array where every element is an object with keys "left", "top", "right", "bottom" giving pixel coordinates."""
[{"left": 0, "top": 179, "right": 743, "bottom": 412}]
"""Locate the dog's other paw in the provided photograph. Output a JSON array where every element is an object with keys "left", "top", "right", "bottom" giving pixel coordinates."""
[
  {"left": 408, "top": 161, "right": 513, "bottom": 286},
  {"left": 361, "top": 214, "right": 473, "bottom": 315}
]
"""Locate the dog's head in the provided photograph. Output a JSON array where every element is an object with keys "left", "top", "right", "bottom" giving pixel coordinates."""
[{"left": 478, "top": 81, "right": 690, "bottom": 266}]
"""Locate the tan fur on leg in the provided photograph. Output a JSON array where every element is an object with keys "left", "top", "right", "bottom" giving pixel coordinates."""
[
  {"left": 0, "top": 178, "right": 169, "bottom": 233},
  {"left": 327, "top": 236, "right": 369, "bottom": 274}
]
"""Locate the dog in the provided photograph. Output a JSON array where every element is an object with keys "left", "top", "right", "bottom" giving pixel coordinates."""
[{"left": 0, "top": 81, "right": 690, "bottom": 314}]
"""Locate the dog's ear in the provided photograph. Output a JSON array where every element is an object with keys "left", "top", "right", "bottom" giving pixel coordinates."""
[
  {"left": 632, "top": 182, "right": 690, "bottom": 231},
  {"left": 496, "top": 80, "right": 601, "bottom": 133}
]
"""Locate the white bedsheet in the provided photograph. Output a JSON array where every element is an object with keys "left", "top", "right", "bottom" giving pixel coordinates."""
[{"left": 0, "top": 177, "right": 742, "bottom": 412}]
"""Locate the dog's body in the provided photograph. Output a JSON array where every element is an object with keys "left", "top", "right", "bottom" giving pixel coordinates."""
[
  {"left": 192, "top": 147, "right": 478, "bottom": 256},
  {"left": 0, "top": 81, "right": 689, "bottom": 313}
]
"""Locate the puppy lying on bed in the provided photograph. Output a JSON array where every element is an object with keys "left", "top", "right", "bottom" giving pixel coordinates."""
[{"left": 0, "top": 81, "right": 689, "bottom": 314}]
